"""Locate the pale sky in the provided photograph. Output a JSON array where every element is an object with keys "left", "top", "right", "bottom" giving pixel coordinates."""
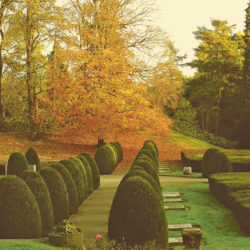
[{"left": 156, "top": 0, "right": 249, "bottom": 76}]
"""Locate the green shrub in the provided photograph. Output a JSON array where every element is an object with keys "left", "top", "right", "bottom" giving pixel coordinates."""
[
  {"left": 60, "top": 159, "right": 85, "bottom": 204},
  {"left": 77, "top": 155, "right": 93, "bottom": 194},
  {"left": 142, "top": 145, "right": 158, "bottom": 163},
  {"left": 70, "top": 157, "right": 88, "bottom": 201},
  {"left": 132, "top": 159, "right": 160, "bottom": 187},
  {"left": 124, "top": 166, "right": 163, "bottom": 204},
  {"left": 108, "top": 176, "right": 168, "bottom": 248},
  {"left": 143, "top": 140, "right": 158, "bottom": 158},
  {"left": 20, "top": 170, "right": 54, "bottom": 236},
  {"left": 207, "top": 151, "right": 233, "bottom": 177},
  {"left": 7, "top": 152, "right": 28, "bottom": 177},
  {"left": 95, "top": 145, "right": 116, "bottom": 174},
  {"left": 50, "top": 163, "right": 79, "bottom": 214},
  {"left": 201, "top": 148, "right": 220, "bottom": 178},
  {"left": 79, "top": 152, "right": 100, "bottom": 190},
  {"left": 138, "top": 148, "right": 157, "bottom": 164},
  {"left": 134, "top": 153, "right": 158, "bottom": 170},
  {"left": 0, "top": 175, "right": 41, "bottom": 238},
  {"left": 110, "top": 142, "right": 123, "bottom": 163},
  {"left": 109, "top": 144, "right": 119, "bottom": 166},
  {"left": 39, "top": 167, "right": 69, "bottom": 224},
  {"left": 25, "top": 147, "right": 41, "bottom": 171}
]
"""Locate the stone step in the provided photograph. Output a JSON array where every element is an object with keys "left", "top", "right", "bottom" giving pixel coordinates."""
[
  {"left": 168, "top": 237, "right": 183, "bottom": 247},
  {"left": 162, "top": 192, "right": 181, "bottom": 198},
  {"left": 164, "top": 205, "right": 186, "bottom": 210},
  {"left": 158, "top": 167, "right": 171, "bottom": 170},
  {"left": 164, "top": 198, "right": 183, "bottom": 203},
  {"left": 168, "top": 224, "right": 192, "bottom": 231},
  {"left": 158, "top": 170, "right": 173, "bottom": 173}
]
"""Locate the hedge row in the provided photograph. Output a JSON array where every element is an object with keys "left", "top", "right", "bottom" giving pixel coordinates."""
[
  {"left": 181, "top": 151, "right": 250, "bottom": 174},
  {"left": 108, "top": 140, "right": 168, "bottom": 249},
  {"left": 209, "top": 173, "right": 250, "bottom": 235},
  {"left": 0, "top": 148, "right": 100, "bottom": 239},
  {"left": 95, "top": 141, "right": 123, "bottom": 174}
]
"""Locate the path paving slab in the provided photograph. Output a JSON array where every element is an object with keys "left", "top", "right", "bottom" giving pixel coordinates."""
[
  {"left": 164, "top": 198, "right": 183, "bottom": 203},
  {"left": 168, "top": 237, "right": 183, "bottom": 247},
  {"left": 164, "top": 205, "right": 186, "bottom": 210},
  {"left": 168, "top": 224, "right": 192, "bottom": 231},
  {"left": 162, "top": 192, "right": 181, "bottom": 198}
]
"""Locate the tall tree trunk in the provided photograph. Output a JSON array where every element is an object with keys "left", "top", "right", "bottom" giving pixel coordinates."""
[{"left": 26, "top": 4, "right": 35, "bottom": 138}]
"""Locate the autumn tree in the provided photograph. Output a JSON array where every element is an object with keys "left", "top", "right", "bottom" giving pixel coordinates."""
[{"left": 187, "top": 20, "right": 244, "bottom": 134}]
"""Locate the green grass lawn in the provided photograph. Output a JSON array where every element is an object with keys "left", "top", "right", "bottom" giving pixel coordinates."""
[
  {"left": 163, "top": 183, "right": 250, "bottom": 249},
  {"left": 0, "top": 242, "right": 68, "bottom": 250}
]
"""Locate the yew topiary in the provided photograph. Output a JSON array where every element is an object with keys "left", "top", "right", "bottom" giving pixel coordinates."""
[
  {"left": 50, "top": 163, "right": 79, "bottom": 214},
  {"left": 0, "top": 175, "right": 41, "bottom": 238},
  {"left": 134, "top": 152, "right": 158, "bottom": 170},
  {"left": 25, "top": 147, "right": 41, "bottom": 171},
  {"left": 60, "top": 159, "right": 85, "bottom": 204},
  {"left": 111, "top": 142, "right": 123, "bottom": 163},
  {"left": 201, "top": 148, "right": 220, "bottom": 178},
  {"left": 7, "top": 152, "right": 28, "bottom": 177},
  {"left": 21, "top": 170, "right": 54, "bottom": 236},
  {"left": 139, "top": 148, "right": 157, "bottom": 164},
  {"left": 144, "top": 140, "right": 158, "bottom": 157},
  {"left": 77, "top": 155, "right": 93, "bottom": 194},
  {"left": 79, "top": 152, "right": 100, "bottom": 190},
  {"left": 108, "top": 143, "right": 119, "bottom": 166},
  {"left": 95, "top": 145, "right": 116, "bottom": 174},
  {"left": 39, "top": 167, "right": 69, "bottom": 224},
  {"left": 70, "top": 157, "right": 88, "bottom": 201},
  {"left": 108, "top": 176, "right": 168, "bottom": 248}
]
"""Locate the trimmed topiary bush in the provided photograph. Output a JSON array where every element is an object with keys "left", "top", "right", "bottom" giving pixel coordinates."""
[
  {"left": 144, "top": 140, "right": 158, "bottom": 158},
  {"left": 133, "top": 159, "right": 160, "bottom": 187},
  {"left": 201, "top": 148, "right": 220, "bottom": 178},
  {"left": 7, "top": 152, "right": 28, "bottom": 177},
  {"left": 39, "top": 167, "right": 69, "bottom": 224},
  {"left": 21, "top": 170, "right": 54, "bottom": 236},
  {"left": 95, "top": 145, "right": 116, "bottom": 174},
  {"left": 139, "top": 148, "right": 157, "bottom": 164},
  {"left": 110, "top": 142, "right": 123, "bottom": 163},
  {"left": 60, "top": 159, "right": 85, "bottom": 204},
  {"left": 207, "top": 151, "right": 233, "bottom": 176},
  {"left": 70, "top": 157, "right": 88, "bottom": 201},
  {"left": 134, "top": 152, "right": 158, "bottom": 170},
  {"left": 108, "top": 176, "right": 168, "bottom": 248},
  {"left": 108, "top": 144, "right": 118, "bottom": 166},
  {"left": 77, "top": 155, "right": 93, "bottom": 195},
  {"left": 0, "top": 175, "right": 41, "bottom": 238},
  {"left": 50, "top": 163, "right": 79, "bottom": 215},
  {"left": 25, "top": 147, "right": 41, "bottom": 171},
  {"left": 79, "top": 152, "right": 100, "bottom": 190},
  {"left": 142, "top": 145, "right": 158, "bottom": 163}
]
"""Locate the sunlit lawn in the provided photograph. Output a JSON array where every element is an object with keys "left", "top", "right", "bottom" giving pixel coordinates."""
[{"left": 163, "top": 183, "right": 250, "bottom": 249}]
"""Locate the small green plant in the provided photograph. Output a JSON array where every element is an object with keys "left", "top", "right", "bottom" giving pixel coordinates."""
[
  {"left": 49, "top": 220, "right": 81, "bottom": 237},
  {"left": 25, "top": 147, "right": 41, "bottom": 171},
  {"left": 7, "top": 152, "right": 28, "bottom": 177}
]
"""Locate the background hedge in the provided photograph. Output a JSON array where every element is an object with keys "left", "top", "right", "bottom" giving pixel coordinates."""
[{"left": 25, "top": 147, "right": 41, "bottom": 171}]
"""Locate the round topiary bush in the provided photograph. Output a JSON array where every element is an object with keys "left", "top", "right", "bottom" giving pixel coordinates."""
[
  {"left": 70, "top": 157, "right": 88, "bottom": 201},
  {"left": 108, "top": 144, "right": 118, "bottom": 166},
  {"left": 50, "top": 163, "right": 79, "bottom": 215},
  {"left": 79, "top": 152, "right": 100, "bottom": 190},
  {"left": 144, "top": 140, "right": 158, "bottom": 158},
  {"left": 25, "top": 147, "right": 41, "bottom": 171},
  {"left": 110, "top": 142, "right": 123, "bottom": 164},
  {"left": 20, "top": 170, "right": 54, "bottom": 236},
  {"left": 108, "top": 176, "right": 168, "bottom": 248},
  {"left": 95, "top": 145, "right": 116, "bottom": 174},
  {"left": 124, "top": 166, "right": 163, "bottom": 204},
  {"left": 0, "top": 175, "right": 41, "bottom": 238},
  {"left": 39, "top": 167, "right": 69, "bottom": 225},
  {"left": 7, "top": 152, "right": 28, "bottom": 177},
  {"left": 77, "top": 155, "right": 93, "bottom": 195},
  {"left": 133, "top": 159, "right": 160, "bottom": 187},
  {"left": 201, "top": 148, "right": 220, "bottom": 178},
  {"left": 207, "top": 151, "right": 233, "bottom": 176},
  {"left": 60, "top": 159, "right": 85, "bottom": 204}
]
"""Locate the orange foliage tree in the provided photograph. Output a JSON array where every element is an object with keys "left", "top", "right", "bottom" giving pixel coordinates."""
[{"left": 40, "top": 0, "right": 172, "bottom": 144}]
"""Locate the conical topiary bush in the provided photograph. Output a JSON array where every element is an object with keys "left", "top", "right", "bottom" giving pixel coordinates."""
[
  {"left": 0, "top": 175, "right": 41, "bottom": 238},
  {"left": 21, "top": 170, "right": 54, "bottom": 236},
  {"left": 108, "top": 176, "right": 168, "bottom": 248},
  {"left": 7, "top": 152, "right": 28, "bottom": 177},
  {"left": 50, "top": 163, "right": 79, "bottom": 214},
  {"left": 25, "top": 147, "right": 41, "bottom": 171},
  {"left": 79, "top": 152, "right": 100, "bottom": 190},
  {"left": 39, "top": 167, "right": 69, "bottom": 224}
]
